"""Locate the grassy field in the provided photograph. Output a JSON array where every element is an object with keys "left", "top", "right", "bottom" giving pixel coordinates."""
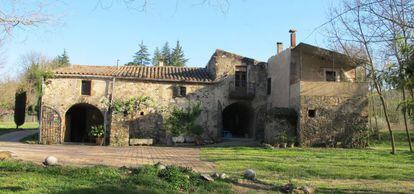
[
  {"left": 201, "top": 131, "right": 414, "bottom": 193},
  {"left": 0, "top": 161, "right": 232, "bottom": 194},
  {"left": 0, "top": 122, "right": 39, "bottom": 136}
]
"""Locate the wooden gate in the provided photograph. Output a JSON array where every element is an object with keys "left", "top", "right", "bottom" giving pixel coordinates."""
[{"left": 40, "top": 106, "right": 62, "bottom": 144}]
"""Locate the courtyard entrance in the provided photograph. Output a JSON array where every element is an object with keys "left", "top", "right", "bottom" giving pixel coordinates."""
[
  {"left": 222, "top": 102, "right": 253, "bottom": 138},
  {"left": 65, "top": 103, "right": 103, "bottom": 143}
]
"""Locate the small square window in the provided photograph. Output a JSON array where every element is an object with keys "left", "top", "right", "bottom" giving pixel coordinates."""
[
  {"left": 325, "top": 71, "right": 336, "bottom": 82},
  {"left": 81, "top": 80, "right": 91, "bottom": 95},
  {"left": 180, "top": 86, "right": 186, "bottom": 97},
  {"left": 308, "top": 109, "right": 316, "bottom": 118},
  {"left": 173, "top": 86, "right": 187, "bottom": 98}
]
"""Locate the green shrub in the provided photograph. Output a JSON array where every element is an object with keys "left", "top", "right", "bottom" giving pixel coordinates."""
[
  {"left": 158, "top": 166, "right": 191, "bottom": 191},
  {"left": 89, "top": 125, "right": 104, "bottom": 137},
  {"left": 165, "top": 102, "right": 203, "bottom": 137}
]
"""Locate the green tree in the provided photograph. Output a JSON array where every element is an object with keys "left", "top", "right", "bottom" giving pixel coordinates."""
[
  {"left": 54, "top": 49, "right": 70, "bottom": 67},
  {"left": 161, "top": 42, "right": 171, "bottom": 66},
  {"left": 152, "top": 47, "right": 162, "bottom": 66},
  {"left": 170, "top": 41, "right": 188, "bottom": 67},
  {"left": 130, "top": 41, "right": 150, "bottom": 66},
  {"left": 14, "top": 90, "right": 26, "bottom": 129}
]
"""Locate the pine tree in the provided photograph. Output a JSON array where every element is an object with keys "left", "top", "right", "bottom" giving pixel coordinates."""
[
  {"left": 55, "top": 49, "right": 70, "bottom": 67},
  {"left": 170, "top": 41, "right": 188, "bottom": 67},
  {"left": 152, "top": 47, "right": 162, "bottom": 66},
  {"left": 161, "top": 42, "right": 171, "bottom": 66},
  {"left": 131, "top": 41, "right": 150, "bottom": 66}
]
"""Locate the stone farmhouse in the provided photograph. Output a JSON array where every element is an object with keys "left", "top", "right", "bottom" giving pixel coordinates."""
[{"left": 40, "top": 30, "right": 368, "bottom": 147}]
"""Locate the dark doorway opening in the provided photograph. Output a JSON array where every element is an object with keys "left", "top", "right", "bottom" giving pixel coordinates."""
[
  {"left": 222, "top": 102, "right": 253, "bottom": 138},
  {"left": 65, "top": 103, "right": 103, "bottom": 143}
]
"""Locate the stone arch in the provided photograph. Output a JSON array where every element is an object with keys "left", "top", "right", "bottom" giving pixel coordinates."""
[
  {"left": 64, "top": 103, "right": 104, "bottom": 143},
  {"left": 222, "top": 102, "right": 254, "bottom": 138}
]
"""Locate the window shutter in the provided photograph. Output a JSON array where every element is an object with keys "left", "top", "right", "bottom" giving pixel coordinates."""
[{"left": 172, "top": 86, "right": 179, "bottom": 97}]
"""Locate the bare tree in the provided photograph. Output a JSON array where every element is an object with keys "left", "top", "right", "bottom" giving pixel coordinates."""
[
  {"left": 0, "top": 0, "right": 54, "bottom": 69},
  {"left": 0, "top": 1, "right": 52, "bottom": 39},
  {"left": 373, "top": 0, "right": 414, "bottom": 152},
  {"left": 327, "top": 0, "right": 397, "bottom": 154},
  {"left": 95, "top": 0, "right": 230, "bottom": 13}
]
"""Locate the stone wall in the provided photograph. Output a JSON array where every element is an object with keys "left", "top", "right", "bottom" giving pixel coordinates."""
[
  {"left": 298, "top": 95, "right": 368, "bottom": 147},
  {"left": 264, "top": 107, "right": 297, "bottom": 144},
  {"left": 42, "top": 77, "right": 110, "bottom": 142},
  {"left": 110, "top": 80, "right": 215, "bottom": 146}
]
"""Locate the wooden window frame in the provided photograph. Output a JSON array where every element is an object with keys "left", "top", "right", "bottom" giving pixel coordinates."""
[{"left": 173, "top": 85, "right": 187, "bottom": 98}]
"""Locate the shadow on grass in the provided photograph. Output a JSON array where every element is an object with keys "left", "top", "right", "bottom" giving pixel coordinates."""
[
  {"left": 0, "top": 186, "right": 25, "bottom": 192},
  {"left": 51, "top": 185, "right": 165, "bottom": 194},
  {"left": 318, "top": 187, "right": 407, "bottom": 194}
]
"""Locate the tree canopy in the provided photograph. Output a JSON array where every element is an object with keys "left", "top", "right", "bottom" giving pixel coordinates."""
[
  {"left": 170, "top": 41, "right": 188, "bottom": 67},
  {"left": 130, "top": 41, "right": 151, "bottom": 66}
]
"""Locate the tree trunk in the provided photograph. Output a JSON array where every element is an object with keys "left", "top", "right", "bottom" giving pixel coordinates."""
[
  {"left": 402, "top": 89, "right": 412, "bottom": 152},
  {"left": 370, "top": 83, "right": 380, "bottom": 139},
  {"left": 376, "top": 83, "right": 396, "bottom": 154}
]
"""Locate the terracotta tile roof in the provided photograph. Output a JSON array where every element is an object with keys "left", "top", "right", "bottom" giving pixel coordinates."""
[{"left": 54, "top": 65, "right": 214, "bottom": 83}]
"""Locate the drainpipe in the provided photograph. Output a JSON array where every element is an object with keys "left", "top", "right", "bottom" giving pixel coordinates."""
[{"left": 105, "top": 59, "right": 119, "bottom": 145}]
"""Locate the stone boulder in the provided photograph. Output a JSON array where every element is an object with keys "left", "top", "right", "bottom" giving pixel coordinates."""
[
  {"left": 244, "top": 169, "right": 256, "bottom": 180},
  {"left": 219, "top": 173, "right": 227, "bottom": 179},
  {"left": 263, "top": 144, "right": 274, "bottom": 149},
  {"left": 44, "top": 156, "right": 58, "bottom": 166},
  {"left": 0, "top": 151, "right": 12, "bottom": 160},
  {"left": 155, "top": 162, "right": 166, "bottom": 170},
  {"left": 201, "top": 174, "right": 214, "bottom": 182}
]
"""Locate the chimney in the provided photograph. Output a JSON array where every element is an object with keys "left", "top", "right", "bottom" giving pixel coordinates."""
[
  {"left": 277, "top": 42, "right": 283, "bottom": 54},
  {"left": 289, "top": 28, "right": 297, "bottom": 48}
]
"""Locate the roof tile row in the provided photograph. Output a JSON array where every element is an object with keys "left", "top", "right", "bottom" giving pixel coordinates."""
[{"left": 54, "top": 65, "right": 214, "bottom": 83}]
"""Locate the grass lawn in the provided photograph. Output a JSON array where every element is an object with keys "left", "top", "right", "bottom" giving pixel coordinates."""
[
  {"left": 0, "top": 161, "right": 232, "bottom": 194},
  {"left": 201, "top": 130, "right": 414, "bottom": 193},
  {"left": 0, "top": 122, "right": 39, "bottom": 136},
  {"left": 1, "top": 128, "right": 413, "bottom": 193}
]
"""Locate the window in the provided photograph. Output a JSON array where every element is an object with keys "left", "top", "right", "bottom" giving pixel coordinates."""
[
  {"left": 179, "top": 86, "right": 186, "bottom": 97},
  {"left": 267, "top": 78, "right": 271, "bottom": 95},
  {"left": 325, "top": 70, "right": 336, "bottom": 82},
  {"left": 81, "top": 80, "right": 91, "bottom": 95},
  {"left": 235, "top": 71, "right": 247, "bottom": 87},
  {"left": 308, "top": 109, "right": 316, "bottom": 118},
  {"left": 173, "top": 86, "right": 187, "bottom": 98}
]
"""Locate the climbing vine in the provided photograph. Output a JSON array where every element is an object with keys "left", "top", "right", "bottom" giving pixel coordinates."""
[
  {"left": 164, "top": 102, "right": 203, "bottom": 136},
  {"left": 103, "top": 96, "right": 153, "bottom": 116}
]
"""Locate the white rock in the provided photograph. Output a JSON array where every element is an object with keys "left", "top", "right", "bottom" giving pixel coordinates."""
[
  {"left": 201, "top": 174, "right": 214, "bottom": 181},
  {"left": 212, "top": 172, "right": 220, "bottom": 178},
  {"left": 219, "top": 173, "right": 227, "bottom": 179},
  {"left": 156, "top": 163, "right": 166, "bottom": 170},
  {"left": 244, "top": 169, "right": 256, "bottom": 180},
  {"left": 44, "top": 156, "right": 58, "bottom": 166}
]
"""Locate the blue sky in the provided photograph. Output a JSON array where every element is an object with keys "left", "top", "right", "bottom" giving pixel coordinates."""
[{"left": 2, "top": 0, "right": 335, "bottom": 77}]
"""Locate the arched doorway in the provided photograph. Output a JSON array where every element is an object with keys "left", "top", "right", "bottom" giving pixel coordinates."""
[
  {"left": 65, "top": 103, "right": 104, "bottom": 143},
  {"left": 222, "top": 102, "right": 254, "bottom": 138}
]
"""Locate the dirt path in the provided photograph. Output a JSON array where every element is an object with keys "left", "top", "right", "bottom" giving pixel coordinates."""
[
  {"left": 0, "top": 130, "right": 38, "bottom": 142},
  {"left": 0, "top": 142, "right": 215, "bottom": 172}
]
